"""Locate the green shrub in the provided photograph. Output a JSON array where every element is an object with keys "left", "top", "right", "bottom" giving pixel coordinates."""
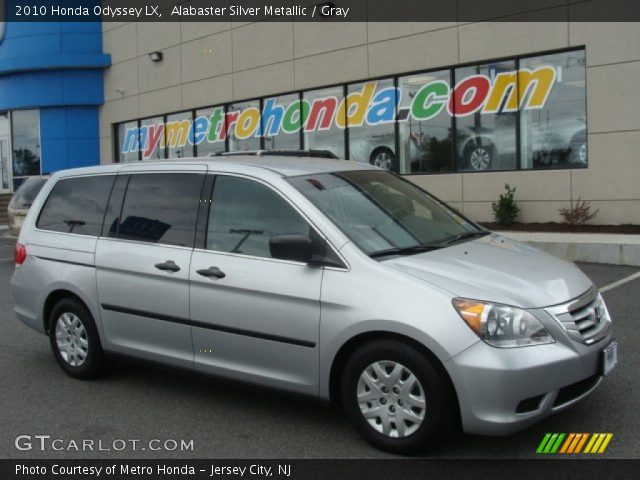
[{"left": 492, "top": 184, "right": 520, "bottom": 226}]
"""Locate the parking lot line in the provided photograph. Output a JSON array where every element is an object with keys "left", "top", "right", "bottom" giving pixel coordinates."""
[{"left": 600, "top": 270, "right": 640, "bottom": 293}]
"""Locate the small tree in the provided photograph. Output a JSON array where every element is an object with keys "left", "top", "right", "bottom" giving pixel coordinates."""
[
  {"left": 492, "top": 184, "right": 520, "bottom": 226},
  {"left": 558, "top": 198, "right": 599, "bottom": 225}
]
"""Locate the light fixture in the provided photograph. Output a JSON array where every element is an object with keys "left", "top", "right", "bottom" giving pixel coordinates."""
[{"left": 149, "top": 51, "right": 163, "bottom": 62}]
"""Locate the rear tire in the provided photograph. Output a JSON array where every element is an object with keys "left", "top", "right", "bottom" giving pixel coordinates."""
[
  {"left": 340, "top": 340, "right": 456, "bottom": 454},
  {"left": 49, "top": 298, "right": 104, "bottom": 379}
]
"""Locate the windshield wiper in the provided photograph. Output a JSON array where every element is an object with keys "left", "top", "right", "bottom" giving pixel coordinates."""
[
  {"left": 369, "top": 244, "right": 443, "bottom": 258},
  {"left": 440, "top": 230, "right": 490, "bottom": 246}
]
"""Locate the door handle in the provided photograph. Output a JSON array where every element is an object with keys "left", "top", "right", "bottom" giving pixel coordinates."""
[
  {"left": 154, "top": 260, "right": 181, "bottom": 272},
  {"left": 196, "top": 266, "right": 226, "bottom": 279}
]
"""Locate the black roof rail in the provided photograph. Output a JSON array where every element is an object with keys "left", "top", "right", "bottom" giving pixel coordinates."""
[{"left": 210, "top": 149, "right": 339, "bottom": 159}]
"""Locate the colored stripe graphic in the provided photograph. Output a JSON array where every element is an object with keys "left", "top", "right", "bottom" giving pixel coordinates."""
[
  {"left": 537, "top": 433, "right": 565, "bottom": 453},
  {"left": 538, "top": 433, "right": 613, "bottom": 454}
]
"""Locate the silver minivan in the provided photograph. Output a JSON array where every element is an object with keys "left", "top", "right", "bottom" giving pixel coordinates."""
[{"left": 11, "top": 156, "right": 617, "bottom": 453}]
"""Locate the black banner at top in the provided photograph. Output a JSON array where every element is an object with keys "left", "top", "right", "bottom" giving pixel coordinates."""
[{"left": 1, "top": 0, "right": 640, "bottom": 22}]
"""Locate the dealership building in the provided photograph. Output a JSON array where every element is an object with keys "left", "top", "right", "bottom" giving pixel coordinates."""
[
  {"left": 0, "top": 21, "right": 109, "bottom": 190},
  {"left": 1, "top": 16, "right": 639, "bottom": 225}
]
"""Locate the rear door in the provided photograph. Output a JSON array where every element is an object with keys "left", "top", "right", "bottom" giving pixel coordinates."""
[
  {"left": 95, "top": 169, "right": 206, "bottom": 368},
  {"left": 189, "top": 174, "right": 323, "bottom": 395}
]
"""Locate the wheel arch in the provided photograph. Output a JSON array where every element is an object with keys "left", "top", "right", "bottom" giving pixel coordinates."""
[
  {"left": 369, "top": 146, "right": 396, "bottom": 168},
  {"left": 42, "top": 289, "right": 92, "bottom": 334},
  {"left": 328, "top": 331, "right": 461, "bottom": 425}
]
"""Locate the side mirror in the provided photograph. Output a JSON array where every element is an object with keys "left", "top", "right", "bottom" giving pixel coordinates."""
[{"left": 269, "top": 234, "right": 313, "bottom": 264}]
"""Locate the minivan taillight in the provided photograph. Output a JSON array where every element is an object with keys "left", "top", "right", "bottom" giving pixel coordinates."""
[{"left": 15, "top": 243, "right": 27, "bottom": 266}]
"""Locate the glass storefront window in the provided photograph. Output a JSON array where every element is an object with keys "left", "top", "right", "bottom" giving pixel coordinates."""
[
  {"left": 140, "top": 116, "right": 165, "bottom": 160},
  {"left": 166, "top": 111, "right": 194, "bottom": 159},
  {"left": 227, "top": 100, "right": 261, "bottom": 152},
  {"left": 117, "top": 121, "right": 140, "bottom": 163},
  {"left": 262, "top": 94, "right": 302, "bottom": 151},
  {"left": 454, "top": 61, "right": 517, "bottom": 172},
  {"left": 195, "top": 106, "right": 226, "bottom": 157},
  {"left": 303, "top": 86, "right": 345, "bottom": 158},
  {"left": 520, "top": 50, "right": 587, "bottom": 169},
  {"left": 347, "top": 79, "right": 397, "bottom": 170},
  {"left": 398, "top": 70, "right": 453, "bottom": 174},
  {"left": 11, "top": 109, "right": 41, "bottom": 189},
  {"left": 113, "top": 48, "right": 587, "bottom": 176},
  {"left": 0, "top": 112, "right": 11, "bottom": 190}
]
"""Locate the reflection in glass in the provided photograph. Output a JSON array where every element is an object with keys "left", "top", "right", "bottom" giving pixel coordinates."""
[
  {"left": 118, "top": 121, "right": 140, "bottom": 163},
  {"left": 11, "top": 110, "right": 41, "bottom": 186},
  {"left": 289, "top": 170, "right": 479, "bottom": 255},
  {"left": 195, "top": 107, "right": 225, "bottom": 157},
  {"left": 118, "top": 173, "right": 204, "bottom": 247},
  {"left": 0, "top": 112, "right": 11, "bottom": 190},
  {"left": 140, "top": 116, "right": 165, "bottom": 160},
  {"left": 36, "top": 176, "right": 115, "bottom": 236},
  {"left": 303, "top": 86, "right": 345, "bottom": 158},
  {"left": 262, "top": 94, "right": 302, "bottom": 151},
  {"left": 166, "top": 112, "right": 194, "bottom": 159},
  {"left": 454, "top": 61, "right": 517, "bottom": 172},
  {"left": 347, "top": 79, "right": 397, "bottom": 170},
  {"left": 520, "top": 51, "right": 587, "bottom": 169},
  {"left": 398, "top": 71, "right": 453, "bottom": 174},
  {"left": 208, "top": 176, "right": 309, "bottom": 258},
  {"left": 228, "top": 100, "right": 261, "bottom": 152}
]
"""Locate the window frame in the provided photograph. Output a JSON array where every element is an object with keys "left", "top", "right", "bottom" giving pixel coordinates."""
[
  {"left": 111, "top": 171, "right": 207, "bottom": 249},
  {"left": 34, "top": 173, "right": 117, "bottom": 238},
  {"left": 196, "top": 172, "right": 348, "bottom": 269}
]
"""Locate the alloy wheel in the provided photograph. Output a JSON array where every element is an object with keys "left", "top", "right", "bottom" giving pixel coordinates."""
[
  {"left": 372, "top": 151, "right": 394, "bottom": 170},
  {"left": 469, "top": 147, "right": 491, "bottom": 170}
]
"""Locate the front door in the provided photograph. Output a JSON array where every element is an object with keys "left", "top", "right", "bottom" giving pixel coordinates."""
[
  {"left": 190, "top": 174, "right": 323, "bottom": 395},
  {"left": 0, "top": 136, "right": 11, "bottom": 193}
]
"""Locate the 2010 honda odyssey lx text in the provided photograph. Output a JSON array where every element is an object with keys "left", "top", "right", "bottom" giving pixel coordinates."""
[{"left": 11, "top": 156, "right": 617, "bottom": 453}]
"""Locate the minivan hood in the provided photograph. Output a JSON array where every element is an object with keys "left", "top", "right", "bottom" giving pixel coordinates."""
[{"left": 383, "top": 234, "right": 592, "bottom": 309}]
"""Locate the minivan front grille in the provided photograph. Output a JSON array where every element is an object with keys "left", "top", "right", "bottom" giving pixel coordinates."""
[{"left": 546, "top": 286, "right": 612, "bottom": 345}]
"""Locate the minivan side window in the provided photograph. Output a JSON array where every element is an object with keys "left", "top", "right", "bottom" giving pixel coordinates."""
[
  {"left": 117, "top": 173, "right": 204, "bottom": 247},
  {"left": 36, "top": 175, "right": 115, "bottom": 236},
  {"left": 207, "top": 176, "right": 310, "bottom": 258}
]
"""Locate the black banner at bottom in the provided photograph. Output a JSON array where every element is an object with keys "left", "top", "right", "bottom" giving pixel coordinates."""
[{"left": 2, "top": 459, "right": 639, "bottom": 480}]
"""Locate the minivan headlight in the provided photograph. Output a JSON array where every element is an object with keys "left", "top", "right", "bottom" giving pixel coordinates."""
[{"left": 452, "top": 298, "right": 554, "bottom": 348}]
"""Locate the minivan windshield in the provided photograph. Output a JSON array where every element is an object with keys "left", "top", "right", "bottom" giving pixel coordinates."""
[
  {"left": 288, "top": 170, "right": 487, "bottom": 257},
  {"left": 9, "top": 177, "right": 48, "bottom": 209}
]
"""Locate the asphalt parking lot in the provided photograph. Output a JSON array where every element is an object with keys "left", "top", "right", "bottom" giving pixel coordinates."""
[{"left": 0, "top": 235, "right": 638, "bottom": 459}]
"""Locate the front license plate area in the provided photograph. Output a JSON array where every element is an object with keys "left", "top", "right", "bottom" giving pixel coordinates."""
[{"left": 601, "top": 340, "right": 618, "bottom": 376}]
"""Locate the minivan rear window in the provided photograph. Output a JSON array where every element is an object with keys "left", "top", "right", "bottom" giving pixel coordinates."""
[{"left": 36, "top": 175, "right": 115, "bottom": 236}]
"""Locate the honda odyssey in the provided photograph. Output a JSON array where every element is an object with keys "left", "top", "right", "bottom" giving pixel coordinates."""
[{"left": 11, "top": 156, "right": 616, "bottom": 453}]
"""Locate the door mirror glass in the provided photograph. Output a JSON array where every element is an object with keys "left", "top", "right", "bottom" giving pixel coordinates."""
[{"left": 269, "top": 234, "right": 313, "bottom": 263}]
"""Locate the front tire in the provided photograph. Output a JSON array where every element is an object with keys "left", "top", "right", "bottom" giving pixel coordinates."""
[
  {"left": 341, "top": 340, "right": 456, "bottom": 454},
  {"left": 49, "top": 298, "right": 104, "bottom": 379},
  {"left": 369, "top": 148, "right": 396, "bottom": 171}
]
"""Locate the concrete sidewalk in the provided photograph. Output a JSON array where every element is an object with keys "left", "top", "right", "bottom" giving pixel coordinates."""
[{"left": 495, "top": 231, "right": 640, "bottom": 266}]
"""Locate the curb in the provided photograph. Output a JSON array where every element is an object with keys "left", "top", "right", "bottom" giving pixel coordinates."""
[{"left": 495, "top": 231, "right": 640, "bottom": 267}]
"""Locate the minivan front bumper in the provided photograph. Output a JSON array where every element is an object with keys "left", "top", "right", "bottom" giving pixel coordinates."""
[{"left": 445, "top": 330, "right": 613, "bottom": 435}]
